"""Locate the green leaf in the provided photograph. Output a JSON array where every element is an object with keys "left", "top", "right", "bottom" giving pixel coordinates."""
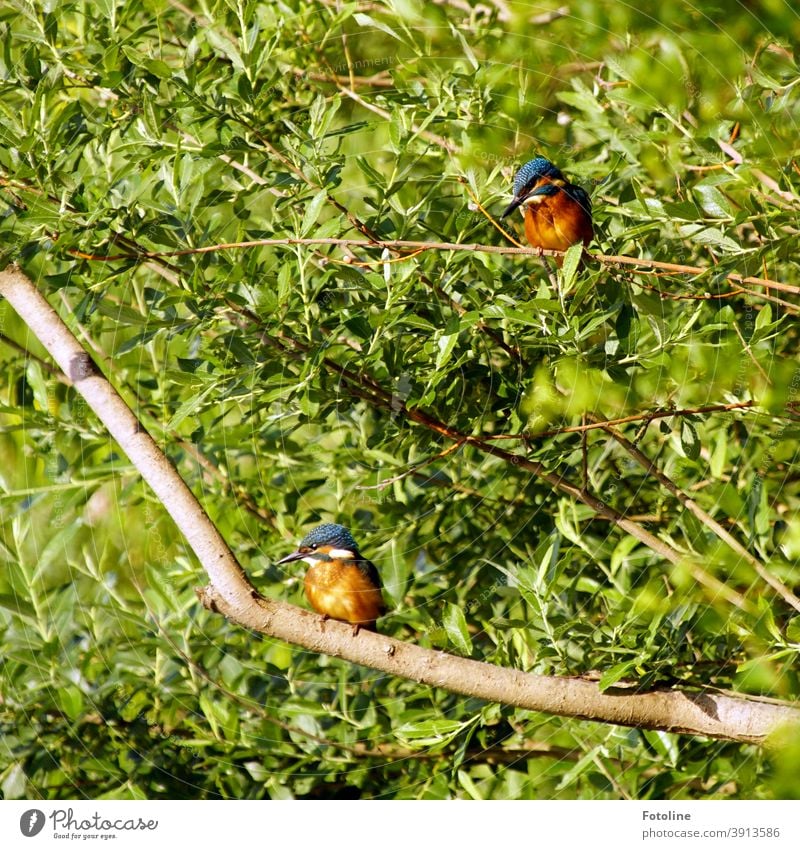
[
  {"left": 144, "top": 59, "right": 172, "bottom": 80},
  {"left": 457, "top": 769, "right": 484, "bottom": 799},
  {"left": 678, "top": 224, "right": 743, "bottom": 253},
  {"left": 58, "top": 685, "right": 85, "bottom": 721},
  {"left": 301, "top": 190, "right": 328, "bottom": 237},
  {"left": 449, "top": 22, "right": 479, "bottom": 70},
  {"left": 435, "top": 331, "right": 458, "bottom": 369},
  {"left": 694, "top": 185, "right": 734, "bottom": 218},
  {"left": 710, "top": 431, "right": 727, "bottom": 478},
  {"left": 598, "top": 660, "right": 638, "bottom": 691},
  {"left": 1, "top": 764, "right": 27, "bottom": 800},
  {"left": 167, "top": 383, "right": 216, "bottom": 429},
  {"left": 354, "top": 13, "right": 403, "bottom": 42},
  {"left": 642, "top": 730, "right": 679, "bottom": 766},
  {"left": 119, "top": 690, "right": 150, "bottom": 723},
  {"left": 748, "top": 476, "right": 770, "bottom": 537},
  {"left": 206, "top": 29, "right": 244, "bottom": 70},
  {"left": 754, "top": 303, "right": 772, "bottom": 332},
  {"left": 680, "top": 419, "right": 701, "bottom": 461},
  {"left": 559, "top": 243, "right": 583, "bottom": 291},
  {"left": 0, "top": 594, "right": 38, "bottom": 625},
  {"left": 443, "top": 602, "right": 472, "bottom": 655},
  {"left": 199, "top": 693, "right": 221, "bottom": 740},
  {"left": 396, "top": 718, "right": 464, "bottom": 747}
]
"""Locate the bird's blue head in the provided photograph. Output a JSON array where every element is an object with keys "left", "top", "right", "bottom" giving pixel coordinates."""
[
  {"left": 502, "top": 156, "right": 564, "bottom": 219},
  {"left": 277, "top": 523, "right": 360, "bottom": 565}
]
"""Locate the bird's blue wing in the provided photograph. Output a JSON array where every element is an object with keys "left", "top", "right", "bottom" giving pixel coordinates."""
[
  {"left": 565, "top": 184, "right": 592, "bottom": 213},
  {"left": 357, "top": 557, "right": 384, "bottom": 592}
]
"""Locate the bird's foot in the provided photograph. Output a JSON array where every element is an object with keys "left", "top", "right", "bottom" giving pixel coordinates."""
[{"left": 351, "top": 622, "right": 361, "bottom": 636}]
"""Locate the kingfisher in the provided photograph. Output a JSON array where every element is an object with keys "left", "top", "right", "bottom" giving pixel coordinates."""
[
  {"left": 501, "top": 155, "right": 593, "bottom": 266},
  {"left": 277, "top": 523, "right": 386, "bottom": 633}
]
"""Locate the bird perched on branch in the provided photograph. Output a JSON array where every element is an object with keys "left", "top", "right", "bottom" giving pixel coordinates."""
[
  {"left": 501, "top": 155, "right": 593, "bottom": 266},
  {"left": 277, "top": 523, "right": 386, "bottom": 633}
]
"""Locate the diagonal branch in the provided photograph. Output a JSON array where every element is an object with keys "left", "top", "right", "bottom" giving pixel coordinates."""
[
  {"left": 484, "top": 402, "right": 757, "bottom": 440},
  {"left": 248, "top": 312, "right": 749, "bottom": 608},
  {"left": 594, "top": 417, "right": 800, "bottom": 614},
  {"left": 203, "top": 288, "right": 752, "bottom": 609},
  {"left": 3, "top": 263, "right": 797, "bottom": 744}
]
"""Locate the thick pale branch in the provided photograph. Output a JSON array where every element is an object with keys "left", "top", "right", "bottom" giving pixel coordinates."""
[
  {"left": 198, "top": 585, "right": 799, "bottom": 745},
  {"left": 0, "top": 265, "right": 254, "bottom": 613},
  {"left": 3, "top": 263, "right": 798, "bottom": 744}
]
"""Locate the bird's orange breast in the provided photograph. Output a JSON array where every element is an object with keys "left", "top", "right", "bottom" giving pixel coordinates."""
[
  {"left": 524, "top": 189, "right": 593, "bottom": 263},
  {"left": 304, "top": 560, "right": 384, "bottom": 628}
]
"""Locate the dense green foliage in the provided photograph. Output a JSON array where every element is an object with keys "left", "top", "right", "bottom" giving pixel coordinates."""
[{"left": 1, "top": 0, "right": 799, "bottom": 799}]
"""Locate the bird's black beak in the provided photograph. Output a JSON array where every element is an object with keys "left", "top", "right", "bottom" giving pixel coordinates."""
[
  {"left": 277, "top": 549, "right": 305, "bottom": 565},
  {"left": 500, "top": 193, "right": 527, "bottom": 219}
]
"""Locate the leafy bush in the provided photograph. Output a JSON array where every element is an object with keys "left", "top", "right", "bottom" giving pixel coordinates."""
[{"left": 1, "top": 0, "right": 799, "bottom": 799}]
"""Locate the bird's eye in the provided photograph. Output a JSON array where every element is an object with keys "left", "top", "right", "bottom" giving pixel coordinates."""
[{"left": 310, "top": 543, "right": 318, "bottom": 550}]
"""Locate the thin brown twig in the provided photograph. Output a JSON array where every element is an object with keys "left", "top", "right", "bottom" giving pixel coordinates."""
[
  {"left": 529, "top": 5, "right": 569, "bottom": 24},
  {"left": 595, "top": 416, "right": 800, "bottom": 614},
  {"left": 581, "top": 413, "right": 588, "bottom": 491},
  {"left": 685, "top": 159, "right": 739, "bottom": 173},
  {"left": 484, "top": 401, "right": 756, "bottom": 441},
  {"left": 355, "top": 439, "right": 466, "bottom": 490},
  {"left": 297, "top": 68, "right": 397, "bottom": 88},
  {"left": 732, "top": 321, "right": 771, "bottom": 385},
  {"left": 336, "top": 84, "right": 458, "bottom": 153},
  {"left": 329, "top": 248, "right": 428, "bottom": 269},
  {"left": 217, "top": 295, "right": 690, "bottom": 572},
  {"left": 736, "top": 284, "right": 800, "bottom": 314},
  {"left": 0, "top": 331, "right": 66, "bottom": 381},
  {"left": 66, "top": 237, "right": 800, "bottom": 299},
  {"left": 636, "top": 280, "right": 746, "bottom": 301}
]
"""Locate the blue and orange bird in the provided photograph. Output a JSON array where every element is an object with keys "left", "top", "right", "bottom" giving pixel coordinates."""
[
  {"left": 277, "top": 523, "right": 386, "bottom": 633},
  {"left": 501, "top": 155, "right": 593, "bottom": 266}
]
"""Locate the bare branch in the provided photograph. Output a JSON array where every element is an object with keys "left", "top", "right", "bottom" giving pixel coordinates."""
[
  {"left": 199, "top": 584, "right": 798, "bottom": 745},
  {"left": 596, "top": 417, "right": 800, "bottom": 614},
  {"left": 67, "top": 236, "right": 800, "bottom": 300},
  {"left": 484, "top": 401, "right": 756, "bottom": 441}
]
